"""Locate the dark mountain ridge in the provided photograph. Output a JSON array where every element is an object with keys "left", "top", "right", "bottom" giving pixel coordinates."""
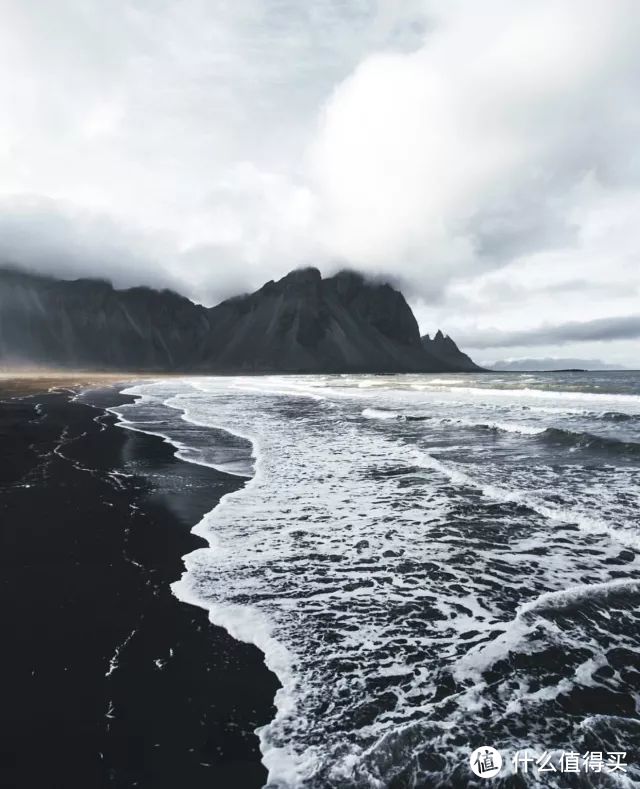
[
  {"left": 0, "top": 266, "right": 211, "bottom": 370},
  {"left": 0, "top": 265, "right": 480, "bottom": 373},
  {"left": 421, "top": 330, "right": 481, "bottom": 372}
]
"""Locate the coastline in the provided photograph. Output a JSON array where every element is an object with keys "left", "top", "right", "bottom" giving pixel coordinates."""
[{"left": 0, "top": 381, "right": 278, "bottom": 788}]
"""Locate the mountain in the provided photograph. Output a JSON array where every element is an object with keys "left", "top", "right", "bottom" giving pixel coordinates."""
[
  {"left": 206, "top": 268, "right": 438, "bottom": 372},
  {"left": 0, "top": 266, "right": 480, "bottom": 373},
  {"left": 0, "top": 267, "right": 212, "bottom": 370},
  {"left": 488, "top": 357, "right": 627, "bottom": 372},
  {"left": 421, "top": 330, "right": 482, "bottom": 372}
]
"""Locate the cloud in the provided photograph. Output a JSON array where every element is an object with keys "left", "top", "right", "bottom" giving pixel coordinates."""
[
  {"left": 456, "top": 314, "right": 640, "bottom": 349},
  {"left": 0, "top": 195, "right": 261, "bottom": 304},
  {"left": 308, "top": 0, "right": 640, "bottom": 295},
  {"left": 0, "top": 195, "right": 170, "bottom": 281},
  {"left": 0, "top": 0, "right": 430, "bottom": 303},
  {"left": 1, "top": 1, "right": 640, "bottom": 363}
]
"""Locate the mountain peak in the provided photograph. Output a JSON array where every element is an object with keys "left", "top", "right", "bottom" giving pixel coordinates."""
[
  {"left": 278, "top": 266, "right": 322, "bottom": 285},
  {"left": 422, "top": 330, "right": 482, "bottom": 371}
]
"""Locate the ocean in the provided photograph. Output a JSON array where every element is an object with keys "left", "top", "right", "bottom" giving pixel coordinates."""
[{"left": 109, "top": 371, "right": 640, "bottom": 788}]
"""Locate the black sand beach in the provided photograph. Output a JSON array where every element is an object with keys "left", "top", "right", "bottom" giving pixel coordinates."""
[{"left": 0, "top": 383, "right": 278, "bottom": 789}]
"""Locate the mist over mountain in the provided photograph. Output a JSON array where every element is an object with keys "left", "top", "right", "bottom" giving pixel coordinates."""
[{"left": 0, "top": 266, "right": 479, "bottom": 374}]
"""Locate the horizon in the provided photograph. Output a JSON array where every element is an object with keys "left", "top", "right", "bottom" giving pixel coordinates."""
[{"left": 2, "top": 262, "right": 635, "bottom": 370}]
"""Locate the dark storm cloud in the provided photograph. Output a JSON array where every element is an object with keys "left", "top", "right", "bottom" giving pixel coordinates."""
[
  {"left": 0, "top": 197, "right": 179, "bottom": 291},
  {"left": 472, "top": 200, "right": 579, "bottom": 264},
  {"left": 457, "top": 314, "right": 640, "bottom": 349},
  {"left": 0, "top": 197, "right": 263, "bottom": 305}
]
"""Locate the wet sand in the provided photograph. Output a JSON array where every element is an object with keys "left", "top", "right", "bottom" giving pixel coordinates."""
[{"left": 0, "top": 381, "right": 278, "bottom": 788}]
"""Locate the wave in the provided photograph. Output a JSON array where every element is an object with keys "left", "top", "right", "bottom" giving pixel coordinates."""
[
  {"left": 172, "top": 578, "right": 306, "bottom": 786},
  {"left": 412, "top": 448, "right": 640, "bottom": 550},
  {"left": 454, "top": 577, "right": 640, "bottom": 683},
  {"left": 539, "top": 426, "right": 640, "bottom": 456},
  {"left": 361, "top": 407, "right": 399, "bottom": 420},
  {"left": 362, "top": 409, "right": 640, "bottom": 457},
  {"left": 518, "top": 576, "right": 640, "bottom": 618},
  {"left": 435, "top": 417, "right": 640, "bottom": 452},
  {"left": 361, "top": 410, "right": 548, "bottom": 434},
  {"left": 597, "top": 410, "right": 637, "bottom": 422},
  {"left": 440, "top": 417, "right": 546, "bottom": 436},
  {"left": 431, "top": 384, "right": 640, "bottom": 406},
  {"left": 111, "top": 385, "right": 255, "bottom": 478},
  {"left": 114, "top": 382, "right": 310, "bottom": 784}
]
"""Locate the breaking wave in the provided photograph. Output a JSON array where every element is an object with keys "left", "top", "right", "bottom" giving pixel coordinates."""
[{"left": 539, "top": 426, "right": 640, "bottom": 456}]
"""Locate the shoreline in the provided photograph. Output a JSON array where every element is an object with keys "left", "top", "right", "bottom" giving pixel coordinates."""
[{"left": 0, "top": 381, "right": 278, "bottom": 788}]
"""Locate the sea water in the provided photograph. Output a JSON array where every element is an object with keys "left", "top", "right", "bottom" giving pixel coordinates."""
[{"left": 110, "top": 371, "right": 640, "bottom": 787}]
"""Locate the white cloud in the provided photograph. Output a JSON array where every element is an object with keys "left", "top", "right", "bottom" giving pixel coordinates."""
[
  {"left": 0, "top": 0, "right": 639, "bottom": 364},
  {"left": 308, "top": 1, "right": 640, "bottom": 289}
]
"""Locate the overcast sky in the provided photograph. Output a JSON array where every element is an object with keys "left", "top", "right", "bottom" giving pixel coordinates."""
[{"left": 1, "top": 0, "right": 639, "bottom": 366}]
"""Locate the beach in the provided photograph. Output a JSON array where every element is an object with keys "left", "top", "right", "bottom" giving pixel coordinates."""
[
  {"left": 0, "top": 380, "right": 278, "bottom": 789},
  {"left": 2, "top": 371, "right": 639, "bottom": 788}
]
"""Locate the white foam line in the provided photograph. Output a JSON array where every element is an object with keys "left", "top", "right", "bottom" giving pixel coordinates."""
[
  {"left": 362, "top": 408, "right": 398, "bottom": 420},
  {"left": 107, "top": 387, "right": 253, "bottom": 479},
  {"left": 412, "top": 449, "right": 640, "bottom": 550},
  {"left": 434, "top": 385, "right": 640, "bottom": 408},
  {"left": 439, "top": 417, "right": 546, "bottom": 435},
  {"left": 172, "top": 578, "right": 309, "bottom": 786},
  {"left": 518, "top": 576, "right": 640, "bottom": 617},
  {"left": 114, "top": 379, "right": 306, "bottom": 784},
  {"left": 454, "top": 577, "right": 639, "bottom": 683},
  {"left": 169, "top": 445, "right": 310, "bottom": 785}
]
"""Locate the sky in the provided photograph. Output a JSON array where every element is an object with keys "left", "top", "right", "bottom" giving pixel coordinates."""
[{"left": 1, "top": 0, "right": 639, "bottom": 367}]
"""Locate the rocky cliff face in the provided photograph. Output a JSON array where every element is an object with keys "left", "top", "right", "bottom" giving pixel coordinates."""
[
  {"left": 204, "top": 268, "right": 438, "bottom": 372},
  {"left": 0, "top": 268, "right": 210, "bottom": 369},
  {"left": 0, "top": 266, "right": 480, "bottom": 373},
  {"left": 421, "top": 330, "right": 482, "bottom": 372}
]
